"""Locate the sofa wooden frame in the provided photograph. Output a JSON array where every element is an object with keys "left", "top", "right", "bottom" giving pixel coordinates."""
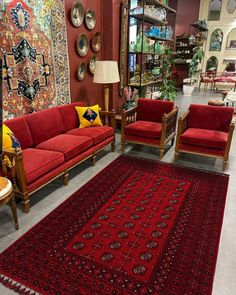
[
  {"left": 174, "top": 110, "right": 235, "bottom": 171},
  {"left": 121, "top": 106, "right": 178, "bottom": 159},
  {"left": 1, "top": 111, "right": 116, "bottom": 213}
]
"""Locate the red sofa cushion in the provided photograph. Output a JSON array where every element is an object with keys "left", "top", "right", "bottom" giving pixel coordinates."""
[
  {"left": 26, "top": 108, "right": 64, "bottom": 145},
  {"left": 180, "top": 128, "right": 228, "bottom": 149},
  {"left": 57, "top": 102, "right": 84, "bottom": 132},
  {"left": 188, "top": 104, "right": 234, "bottom": 132},
  {"left": 125, "top": 121, "right": 162, "bottom": 139},
  {"left": 23, "top": 148, "right": 64, "bottom": 184},
  {"left": 136, "top": 99, "right": 174, "bottom": 123},
  {"left": 4, "top": 117, "right": 33, "bottom": 149},
  {"left": 36, "top": 134, "right": 93, "bottom": 161},
  {"left": 66, "top": 126, "right": 114, "bottom": 145}
]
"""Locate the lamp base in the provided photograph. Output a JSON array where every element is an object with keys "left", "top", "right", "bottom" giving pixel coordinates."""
[{"left": 104, "top": 85, "right": 109, "bottom": 112}]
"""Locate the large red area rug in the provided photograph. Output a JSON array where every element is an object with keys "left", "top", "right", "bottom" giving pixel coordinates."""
[{"left": 0, "top": 155, "right": 229, "bottom": 294}]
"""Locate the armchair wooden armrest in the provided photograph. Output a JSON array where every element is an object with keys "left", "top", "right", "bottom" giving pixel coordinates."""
[
  {"left": 224, "top": 122, "right": 235, "bottom": 160},
  {"left": 120, "top": 107, "right": 137, "bottom": 144},
  {"left": 161, "top": 107, "right": 178, "bottom": 144},
  {"left": 174, "top": 110, "right": 190, "bottom": 161},
  {"left": 99, "top": 110, "right": 116, "bottom": 129}
]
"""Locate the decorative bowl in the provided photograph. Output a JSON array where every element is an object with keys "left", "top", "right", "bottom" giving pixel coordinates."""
[
  {"left": 85, "top": 9, "right": 96, "bottom": 30},
  {"left": 77, "top": 63, "right": 86, "bottom": 80},
  {"left": 71, "top": 1, "right": 84, "bottom": 27},
  {"left": 77, "top": 33, "right": 89, "bottom": 57},
  {"left": 91, "top": 32, "right": 101, "bottom": 53},
  {"left": 89, "top": 55, "right": 98, "bottom": 74}
]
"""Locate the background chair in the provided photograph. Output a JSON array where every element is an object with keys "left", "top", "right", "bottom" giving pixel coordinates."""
[
  {"left": 121, "top": 98, "right": 178, "bottom": 159},
  {"left": 198, "top": 72, "right": 215, "bottom": 91},
  {"left": 175, "top": 104, "right": 235, "bottom": 170}
]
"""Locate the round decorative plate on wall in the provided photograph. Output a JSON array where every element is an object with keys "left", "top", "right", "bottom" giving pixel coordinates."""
[
  {"left": 77, "top": 33, "right": 89, "bottom": 57},
  {"left": 85, "top": 9, "right": 96, "bottom": 30},
  {"left": 89, "top": 55, "right": 98, "bottom": 74},
  {"left": 77, "top": 63, "right": 86, "bottom": 80},
  {"left": 71, "top": 1, "right": 84, "bottom": 27},
  {"left": 91, "top": 32, "right": 101, "bottom": 53}
]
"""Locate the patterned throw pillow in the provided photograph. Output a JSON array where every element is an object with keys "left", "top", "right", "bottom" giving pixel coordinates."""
[
  {"left": 75, "top": 104, "right": 103, "bottom": 128},
  {"left": 2, "top": 124, "right": 21, "bottom": 168}
]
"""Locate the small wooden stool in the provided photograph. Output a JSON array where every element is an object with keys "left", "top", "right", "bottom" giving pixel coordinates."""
[{"left": 0, "top": 177, "right": 19, "bottom": 230}]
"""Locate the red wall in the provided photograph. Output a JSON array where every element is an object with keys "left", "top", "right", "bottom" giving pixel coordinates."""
[
  {"left": 65, "top": 0, "right": 123, "bottom": 112},
  {"left": 65, "top": 0, "right": 103, "bottom": 106},
  {"left": 174, "top": 0, "right": 201, "bottom": 37}
]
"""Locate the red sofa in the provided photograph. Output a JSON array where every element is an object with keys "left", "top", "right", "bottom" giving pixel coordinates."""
[{"left": 3, "top": 102, "right": 115, "bottom": 213}]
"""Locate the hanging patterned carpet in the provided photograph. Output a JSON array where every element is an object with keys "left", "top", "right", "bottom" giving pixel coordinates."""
[
  {"left": 0, "top": 0, "right": 70, "bottom": 119},
  {"left": 0, "top": 155, "right": 229, "bottom": 294}
]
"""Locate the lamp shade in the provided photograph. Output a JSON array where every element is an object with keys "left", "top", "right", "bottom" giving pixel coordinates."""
[{"left": 93, "top": 61, "right": 120, "bottom": 84}]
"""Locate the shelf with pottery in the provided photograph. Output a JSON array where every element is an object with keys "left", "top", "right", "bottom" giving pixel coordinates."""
[
  {"left": 130, "top": 13, "right": 167, "bottom": 26},
  {"left": 128, "top": 79, "right": 162, "bottom": 87},
  {"left": 127, "top": 0, "right": 176, "bottom": 97},
  {"left": 145, "top": 0, "right": 176, "bottom": 13},
  {"left": 129, "top": 51, "right": 159, "bottom": 55}
]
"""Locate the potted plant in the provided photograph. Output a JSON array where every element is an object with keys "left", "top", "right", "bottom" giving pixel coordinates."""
[
  {"left": 159, "top": 78, "right": 177, "bottom": 101},
  {"left": 158, "top": 48, "right": 177, "bottom": 101},
  {"left": 183, "top": 46, "right": 204, "bottom": 95}
]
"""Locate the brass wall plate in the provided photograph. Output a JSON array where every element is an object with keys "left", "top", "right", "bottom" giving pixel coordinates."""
[
  {"left": 71, "top": 1, "right": 84, "bottom": 27},
  {"left": 77, "top": 33, "right": 89, "bottom": 57},
  {"left": 91, "top": 32, "right": 101, "bottom": 53},
  {"left": 85, "top": 9, "right": 96, "bottom": 30},
  {"left": 77, "top": 63, "right": 86, "bottom": 80},
  {"left": 88, "top": 55, "right": 98, "bottom": 74}
]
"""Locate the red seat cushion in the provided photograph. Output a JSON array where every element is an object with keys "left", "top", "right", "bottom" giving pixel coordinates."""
[
  {"left": 23, "top": 148, "right": 64, "bottom": 184},
  {"left": 125, "top": 121, "right": 162, "bottom": 139},
  {"left": 36, "top": 134, "right": 93, "bottom": 161},
  {"left": 66, "top": 126, "right": 114, "bottom": 145},
  {"left": 180, "top": 128, "right": 228, "bottom": 149}
]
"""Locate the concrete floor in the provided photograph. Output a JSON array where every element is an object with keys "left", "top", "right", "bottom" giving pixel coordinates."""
[{"left": 0, "top": 90, "right": 235, "bottom": 294}]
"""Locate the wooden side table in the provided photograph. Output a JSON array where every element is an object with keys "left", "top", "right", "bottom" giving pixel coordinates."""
[{"left": 0, "top": 177, "right": 19, "bottom": 230}]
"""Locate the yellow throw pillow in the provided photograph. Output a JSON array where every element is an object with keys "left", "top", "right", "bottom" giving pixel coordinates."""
[
  {"left": 75, "top": 104, "right": 103, "bottom": 128},
  {"left": 1, "top": 124, "right": 21, "bottom": 168}
]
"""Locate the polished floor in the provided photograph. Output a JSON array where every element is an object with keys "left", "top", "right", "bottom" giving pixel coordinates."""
[{"left": 0, "top": 90, "right": 235, "bottom": 295}]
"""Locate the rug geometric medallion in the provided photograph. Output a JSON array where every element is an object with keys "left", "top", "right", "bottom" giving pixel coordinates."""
[{"left": 0, "top": 155, "right": 229, "bottom": 294}]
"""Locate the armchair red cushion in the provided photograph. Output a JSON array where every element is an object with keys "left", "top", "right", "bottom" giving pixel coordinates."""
[
  {"left": 136, "top": 99, "right": 174, "bottom": 122},
  {"left": 188, "top": 104, "right": 234, "bottom": 132},
  {"left": 125, "top": 121, "right": 162, "bottom": 138},
  {"left": 180, "top": 128, "right": 228, "bottom": 149}
]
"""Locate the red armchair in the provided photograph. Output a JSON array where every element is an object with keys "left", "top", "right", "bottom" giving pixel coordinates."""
[
  {"left": 121, "top": 99, "right": 178, "bottom": 159},
  {"left": 175, "top": 104, "right": 235, "bottom": 170}
]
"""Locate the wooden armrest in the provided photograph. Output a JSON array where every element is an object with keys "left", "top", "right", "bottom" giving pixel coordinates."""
[
  {"left": 161, "top": 107, "right": 178, "bottom": 143},
  {"left": 1, "top": 148, "right": 27, "bottom": 195},
  {"left": 2, "top": 147, "right": 23, "bottom": 160},
  {"left": 120, "top": 107, "right": 137, "bottom": 141},
  {"left": 175, "top": 110, "right": 190, "bottom": 151},
  {"left": 121, "top": 106, "right": 137, "bottom": 118},
  {"left": 99, "top": 110, "right": 116, "bottom": 129}
]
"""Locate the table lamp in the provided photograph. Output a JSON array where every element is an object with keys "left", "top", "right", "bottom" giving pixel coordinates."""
[{"left": 93, "top": 61, "right": 120, "bottom": 111}]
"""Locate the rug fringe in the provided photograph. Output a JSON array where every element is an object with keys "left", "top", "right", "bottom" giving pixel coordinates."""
[{"left": 0, "top": 274, "right": 39, "bottom": 295}]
